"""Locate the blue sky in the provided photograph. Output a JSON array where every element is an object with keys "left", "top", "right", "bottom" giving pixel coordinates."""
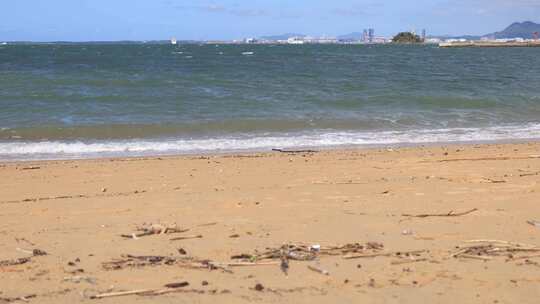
[{"left": 1, "top": 0, "right": 539, "bottom": 41}]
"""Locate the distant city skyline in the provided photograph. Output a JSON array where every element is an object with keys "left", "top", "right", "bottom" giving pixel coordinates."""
[{"left": 1, "top": 0, "right": 540, "bottom": 41}]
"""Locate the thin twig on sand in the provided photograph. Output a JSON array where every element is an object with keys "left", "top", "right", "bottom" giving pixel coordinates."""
[
  {"left": 272, "top": 149, "right": 318, "bottom": 153},
  {"left": 0, "top": 294, "right": 37, "bottom": 302},
  {"left": 344, "top": 250, "right": 426, "bottom": 260},
  {"left": 90, "top": 289, "right": 155, "bottom": 299},
  {"left": 307, "top": 265, "right": 330, "bottom": 275},
  {"left": 90, "top": 282, "right": 190, "bottom": 299},
  {"left": 170, "top": 235, "right": 203, "bottom": 241},
  {"left": 390, "top": 258, "right": 429, "bottom": 265},
  {"left": 402, "top": 208, "right": 478, "bottom": 218}
]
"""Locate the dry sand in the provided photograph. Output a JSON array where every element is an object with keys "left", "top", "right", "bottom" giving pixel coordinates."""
[{"left": 1, "top": 142, "right": 540, "bottom": 303}]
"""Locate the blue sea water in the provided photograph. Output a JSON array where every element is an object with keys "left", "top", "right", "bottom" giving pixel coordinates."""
[{"left": 1, "top": 43, "right": 540, "bottom": 160}]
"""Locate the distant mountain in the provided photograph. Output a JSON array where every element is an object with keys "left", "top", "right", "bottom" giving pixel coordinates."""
[
  {"left": 429, "top": 35, "right": 481, "bottom": 40},
  {"left": 260, "top": 21, "right": 540, "bottom": 42},
  {"left": 259, "top": 33, "right": 306, "bottom": 40},
  {"left": 485, "top": 21, "right": 540, "bottom": 39},
  {"left": 338, "top": 32, "right": 364, "bottom": 40}
]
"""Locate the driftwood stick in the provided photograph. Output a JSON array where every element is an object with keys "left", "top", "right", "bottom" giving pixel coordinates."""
[
  {"left": 211, "top": 261, "right": 280, "bottom": 267},
  {"left": 0, "top": 257, "right": 31, "bottom": 267},
  {"left": 458, "top": 254, "right": 493, "bottom": 261},
  {"left": 90, "top": 289, "right": 155, "bottom": 299},
  {"left": 343, "top": 252, "right": 393, "bottom": 259},
  {"left": 390, "top": 258, "right": 428, "bottom": 265},
  {"left": 449, "top": 247, "right": 472, "bottom": 258},
  {"left": 272, "top": 148, "right": 318, "bottom": 153},
  {"left": 402, "top": 208, "right": 478, "bottom": 218},
  {"left": 0, "top": 294, "right": 37, "bottom": 302},
  {"left": 91, "top": 282, "right": 190, "bottom": 299},
  {"left": 307, "top": 265, "right": 330, "bottom": 275},
  {"left": 146, "top": 288, "right": 198, "bottom": 296},
  {"left": 527, "top": 220, "right": 540, "bottom": 227},
  {"left": 196, "top": 222, "right": 218, "bottom": 227},
  {"left": 170, "top": 235, "right": 203, "bottom": 241},
  {"left": 507, "top": 254, "right": 540, "bottom": 261},
  {"left": 438, "top": 156, "right": 540, "bottom": 163},
  {"left": 464, "top": 240, "right": 539, "bottom": 249},
  {"left": 344, "top": 250, "right": 426, "bottom": 260},
  {"left": 121, "top": 228, "right": 190, "bottom": 239}
]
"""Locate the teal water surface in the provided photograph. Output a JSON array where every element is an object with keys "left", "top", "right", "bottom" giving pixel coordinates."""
[{"left": 1, "top": 43, "right": 540, "bottom": 159}]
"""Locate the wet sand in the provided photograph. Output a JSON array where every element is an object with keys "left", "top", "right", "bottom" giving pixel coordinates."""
[{"left": 1, "top": 142, "right": 540, "bottom": 303}]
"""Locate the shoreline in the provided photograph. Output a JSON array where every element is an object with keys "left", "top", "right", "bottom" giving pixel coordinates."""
[{"left": 1, "top": 137, "right": 539, "bottom": 164}]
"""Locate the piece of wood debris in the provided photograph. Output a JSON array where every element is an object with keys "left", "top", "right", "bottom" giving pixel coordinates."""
[
  {"left": 520, "top": 171, "right": 540, "bottom": 177},
  {"left": 343, "top": 252, "right": 394, "bottom": 259},
  {"left": 170, "top": 235, "right": 203, "bottom": 241},
  {"left": 484, "top": 178, "right": 506, "bottom": 184},
  {"left": 32, "top": 249, "right": 47, "bottom": 256},
  {"left": 90, "top": 282, "right": 190, "bottom": 299},
  {"left": 210, "top": 261, "right": 280, "bottom": 267},
  {"left": 450, "top": 240, "right": 540, "bottom": 261},
  {"left": 438, "top": 155, "right": 540, "bottom": 163},
  {"left": 63, "top": 276, "right": 97, "bottom": 284},
  {"left": 21, "top": 166, "right": 40, "bottom": 170},
  {"left": 272, "top": 148, "right": 318, "bottom": 153},
  {"left": 402, "top": 208, "right": 478, "bottom": 218},
  {"left": 0, "top": 257, "right": 31, "bottom": 267},
  {"left": 121, "top": 224, "right": 189, "bottom": 239},
  {"left": 164, "top": 282, "right": 190, "bottom": 289},
  {"left": 197, "top": 222, "right": 218, "bottom": 227},
  {"left": 0, "top": 294, "right": 37, "bottom": 302},
  {"left": 344, "top": 250, "right": 426, "bottom": 260},
  {"left": 458, "top": 254, "right": 492, "bottom": 261},
  {"left": 390, "top": 258, "right": 429, "bottom": 265},
  {"left": 464, "top": 240, "right": 539, "bottom": 249},
  {"left": 307, "top": 265, "right": 330, "bottom": 276},
  {"left": 507, "top": 254, "right": 540, "bottom": 261},
  {"left": 527, "top": 220, "right": 540, "bottom": 228},
  {"left": 90, "top": 289, "right": 155, "bottom": 299}
]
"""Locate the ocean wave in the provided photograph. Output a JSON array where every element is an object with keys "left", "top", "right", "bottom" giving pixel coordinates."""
[{"left": 1, "top": 124, "right": 540, "bottom": 160}]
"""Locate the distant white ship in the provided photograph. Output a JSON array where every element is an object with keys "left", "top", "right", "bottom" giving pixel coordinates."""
[{"left": 171, "top": 37, "right": 177, "bottom": 45}]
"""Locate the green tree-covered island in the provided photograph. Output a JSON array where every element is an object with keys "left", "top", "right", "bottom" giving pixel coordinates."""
[{"left": 392, "top": 32, "right": 424, "bottom": 43}]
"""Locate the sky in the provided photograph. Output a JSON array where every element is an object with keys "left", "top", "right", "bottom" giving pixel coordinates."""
[{"left": 1, "top": 0, "right": 540, "bottom": 41}]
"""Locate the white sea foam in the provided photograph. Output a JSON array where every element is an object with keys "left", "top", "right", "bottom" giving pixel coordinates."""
[{"left": 1, "top": 124, "right": 540, "bottom": 160}]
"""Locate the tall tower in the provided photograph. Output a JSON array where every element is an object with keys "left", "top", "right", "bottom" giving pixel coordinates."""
[
  {"left": 421, "top": 29, "right": 426, "bottom": 41},
  {"left": 362, "top": 29, "right": 368, "bottom": 42},
  {"left": 368, "top": 28, "right": 375, "bottom": 43}
]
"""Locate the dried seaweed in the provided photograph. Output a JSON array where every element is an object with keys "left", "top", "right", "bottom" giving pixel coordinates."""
[
  {"left": 0, "top": 257, "right": 31, "bottom": 267},
  {"left": 450, "top": 240, "right": 540, "bottom": 260},
  {"left": 231, "top": 242, "right": 384, "bottom": 263}
]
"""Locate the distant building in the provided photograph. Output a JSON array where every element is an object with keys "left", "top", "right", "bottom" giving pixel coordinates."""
[
  {"left": 362, "top": 29, "right": 369, "bottom": 42},
  {"left": 421, "top": 29, "right": 426, "bottom": 41},
  {"left": 368, "top": 28, "right": 375, "bottom": 43}
]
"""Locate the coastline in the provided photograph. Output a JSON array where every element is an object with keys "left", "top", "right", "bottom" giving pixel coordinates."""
[
  {"left": 2, "top": 141, "right": 540, "bottom": 303},
  {"left": 1, "top": 136, "right": 540, "bottom": 163}
]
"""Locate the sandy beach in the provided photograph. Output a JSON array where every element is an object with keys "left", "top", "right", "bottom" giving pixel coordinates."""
[{"left": 2, "top": 142, "right": 540, "bottom": 303}]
